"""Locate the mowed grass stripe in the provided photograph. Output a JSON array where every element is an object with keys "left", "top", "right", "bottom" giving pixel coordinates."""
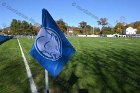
[{"left": 0, "top": 38, "right": 31, "bottom": 93}]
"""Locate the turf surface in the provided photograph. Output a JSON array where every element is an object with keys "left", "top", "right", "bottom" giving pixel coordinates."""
[
  {"left": 0, "top": 37, "right": 140, "bottom": 93},
  {"left": 0, "top": 38, "right": 31, "bottom": 93}
]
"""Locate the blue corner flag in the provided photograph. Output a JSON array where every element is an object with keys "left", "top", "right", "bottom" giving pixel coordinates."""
[{"left": 30, "top": 9, "right": 75, "bottom": 77}]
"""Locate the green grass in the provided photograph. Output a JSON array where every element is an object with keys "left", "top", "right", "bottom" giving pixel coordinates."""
[
  {"left": 1, "top": 37, "right": 140, "bottom": 93},
  {"left": 0, "top": 38, "right": 31, "bottom": 93},
  {"left": 18, "top": 38, "right": 45, "bottom": 93}
]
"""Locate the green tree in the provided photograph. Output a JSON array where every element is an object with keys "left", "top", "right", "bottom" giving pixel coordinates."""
[
  {"left": 10, "top": 19, "right": 34, "bottom": 35},
  {"left": 79, "top": 21, "right": 87, "bottom": 34},
  {"left": 133, "top": 21, "right": 140, "bottom": 34},
  {"left": 85, "top": 25, "right": 93, "bottom": 35},
  {"left": 0, "top": 28, "right": 2, "bottom": 33},
  {"left": 17, "top": 20, "right": 22, "bottom": 34},
  {"left": 10, "top": 19, "right": 18, "bottom": 34},
  {"left": 22, "top": 21, "right": 29, "bottom": 35},
  {"left": 114, "top": 23, "right": 125, "bottom": 34},
  {"left": 29, "top": 23, "right": 34, "bottom": 35},
  {"left": 97, "top": 18, "right": 108, "bottom": 35},
  {"left": 94, "top": 27, "right": 100, "bottom": 35},
  {"left": 33, "top": 25, "right": 40, "bottom": 35},
  {"left": 102, "top": 26, "right": 114, "bottom": 34},
  {"left": 56, "top": 19, "right": 67, "bottom": 33}
]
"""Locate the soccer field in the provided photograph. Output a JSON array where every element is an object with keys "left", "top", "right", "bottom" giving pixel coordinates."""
[{"left": 0, "top": 37, "right": 140, "bottom": 93}]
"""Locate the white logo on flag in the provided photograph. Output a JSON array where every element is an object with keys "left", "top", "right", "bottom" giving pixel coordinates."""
[{"left": 35, "top": 28, "right": 62, "bottom": 61}]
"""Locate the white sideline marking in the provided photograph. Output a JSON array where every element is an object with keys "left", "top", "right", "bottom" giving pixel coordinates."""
[{"left": 17, "top": 39, "right": 38, "bottom": 93}]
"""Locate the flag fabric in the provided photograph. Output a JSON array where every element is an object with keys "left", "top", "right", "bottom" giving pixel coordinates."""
[{"left": 30, "top": 9, "right": 75, "bottom": 77}]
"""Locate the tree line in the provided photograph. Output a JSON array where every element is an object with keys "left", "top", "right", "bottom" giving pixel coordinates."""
[
  {"left": 3, "top": 19, "right": 40, "bottom": 35},
  {"left": 1, "top": 18, "right": 140, "bottom": 35}
]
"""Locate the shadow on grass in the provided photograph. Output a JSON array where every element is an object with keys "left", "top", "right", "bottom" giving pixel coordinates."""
[{"left": 55, "top": 48, "right": 140, "bottom": 93}]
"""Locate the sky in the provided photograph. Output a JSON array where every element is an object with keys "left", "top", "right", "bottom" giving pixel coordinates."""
[{"left": 0, "top": 0, "right": 140, "bottom": 28}]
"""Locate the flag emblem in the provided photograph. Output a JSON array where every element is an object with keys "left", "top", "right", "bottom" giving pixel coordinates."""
[{"left": 35, "top": 27, "right": 62, "bottom": 61}]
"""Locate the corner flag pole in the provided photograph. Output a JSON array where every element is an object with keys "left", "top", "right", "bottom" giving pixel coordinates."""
[{"left": 45, "top": 70, "right": 49, "bottom": 93}]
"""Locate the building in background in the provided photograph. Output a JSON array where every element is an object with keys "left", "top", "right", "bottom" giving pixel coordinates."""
[{"left": 126, "top": 27, "right": 137, "bottom": 36}]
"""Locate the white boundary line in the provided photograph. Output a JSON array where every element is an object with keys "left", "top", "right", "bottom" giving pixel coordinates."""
[{"left": 17, "top": 38, "right": 38, "bottom": 93}]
